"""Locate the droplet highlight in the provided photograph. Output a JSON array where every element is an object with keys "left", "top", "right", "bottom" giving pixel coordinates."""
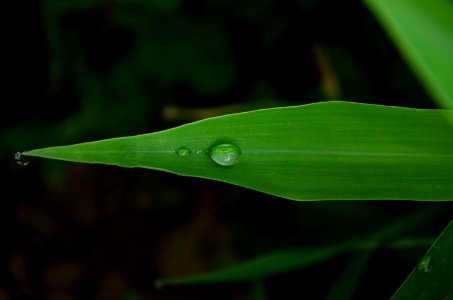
[
  {"left": 417, "top": 255, "right": 433, "bottom": 273},
  {"left": 209, "top": 143, "right": 241, "bottom": 166},
  {"left": 175, "top": 147, "right": 192, "bottom": 157},
  {"left": 14, "top": 152, "right": 30, "bottom": 166}
]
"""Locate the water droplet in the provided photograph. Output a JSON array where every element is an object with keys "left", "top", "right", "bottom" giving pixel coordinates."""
[
  {"left": 14, "top": 152, "right": 29, "bottom": 166},
  {"left": 209, "top": 143, "right": 241, "bottom": 166},
  {"left": 417, "top": 255, "right": 433, "bottom": 272},
  {"left": 175, "top": 147, "right": 192, "bottom": 157}
]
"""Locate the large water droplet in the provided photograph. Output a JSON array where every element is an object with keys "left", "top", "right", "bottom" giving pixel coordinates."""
[
  {"left": 209, "top": 143, "right": 241, "bottom": 166},
  {"left": 175, "top": 147, "right": 192, "bottom": 157},
  {"left": 417, "top": 255, "right": 433, "bottom": 272},
  {"left": 14, "top": 152, "right": 30, "bottom": 166}
]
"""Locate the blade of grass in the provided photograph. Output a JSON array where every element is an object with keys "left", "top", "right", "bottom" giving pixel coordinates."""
[
  {"left": 155, "top": 246, "right": 344, "bottom": 286},
  {"left": 391, "top": 219, "right": 453, "bottom": 300},
  {"left": 360, "top": 205, "right": 440, "bottom": 244},
  {"left": 364, "top": 0, "right": 453, "bottom": 109},
  {"left": 156, "top": 207, "right": 439, "bottom": 288},
  {"left": 250, "top": 280, "right": 268, "bottom": 300},
  {"left": 155, "top": 234, "right": 433, "bottom": 290},
  {"left": 155, "top": 208, "right": 438, "bottom": 294},
  {"left": 385, "top": 238, "right": 434, "bottom": 250},
  {"left": 24, "top": 101, "right": 453, "bottom": 201},
  {"left": 325, "top": 250, "right": 374, "bottom": 300}
]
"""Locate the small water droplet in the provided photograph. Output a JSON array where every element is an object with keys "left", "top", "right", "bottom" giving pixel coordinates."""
[
  {"left": 175, "top": 147, "right": 192, "bottom": 157},
  {"left": 14, "top": 152, "right": 29, "bottom": 166},
  {"left": 209, "top": 143, "right": 241, "bottom": 166},
  {"left": 417, "top": 255, "right": 433, "bottom": 272}
]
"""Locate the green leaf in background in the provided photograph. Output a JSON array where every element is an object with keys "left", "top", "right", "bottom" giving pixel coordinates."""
[
  {"left": 156, "top": 246, "right": 343, "bottom": 286},
  {"left": 154, "top": 237, "right": 435, "bottom": 292},
  {"left": 325, "top": 250, "right": 374, "bottom": 300},
  {"left": 391, "top": 219, "right": 453, "bottom": 300},
  {"left": 250, "top": 280, "right": 268, "bottom": 300},
  {"left": 155, "top": 207, "right": 437, "bottom": 292},
  {"left": 364, "top": 0, "right": 453, "bottom": 109},
  {"left": 23, "top": 101, "right": 453, "bottom": 201}
]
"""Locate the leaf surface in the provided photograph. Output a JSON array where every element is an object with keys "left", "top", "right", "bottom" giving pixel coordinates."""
[{"left": 25, "top": 101, "right": 453, "bottom": 201}]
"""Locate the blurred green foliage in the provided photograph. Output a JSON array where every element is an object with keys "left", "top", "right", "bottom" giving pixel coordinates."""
[{"left": 365, "top": 0, "right": 453, "bottom": 109}]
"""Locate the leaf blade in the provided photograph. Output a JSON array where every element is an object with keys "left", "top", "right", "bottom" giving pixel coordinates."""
[
  {"left": 156, "top": 246, "right": 342, "bottom": 286},
  {"left": 364, "top": 0, "right": 453, "bottom": 109},
  {"left": 25, "top": 102, "right": 453, "bottom": 201}
]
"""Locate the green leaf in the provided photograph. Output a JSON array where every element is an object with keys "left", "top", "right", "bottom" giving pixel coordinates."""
[
  {"left": 156, "top": 246, "right": 343, "bottom": 286},
  {"left": 391, "top": 219, "right": 453, "bottom": 300},
  {"left": 364, "top": 0, "right": 453, "bottom": 109},
  {"left": 24, "top": 101, "right": 453, "bottom": 201},
  {"left": 155, "top": 237, "right": 431, "bottom": 289},
  {"left": 325, "top": 250, "right": 374, "bottom": 300},
  {"left": 155, "top": 208, "right": 437, "bottom": 288},
  {"left": 250, "top": 280, "right": 268, "bottom": 300}
]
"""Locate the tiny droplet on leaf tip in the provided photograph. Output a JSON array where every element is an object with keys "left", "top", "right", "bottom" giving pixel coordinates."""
[{"left": 14, "top": 152, "right": 30, "bottom": 166}]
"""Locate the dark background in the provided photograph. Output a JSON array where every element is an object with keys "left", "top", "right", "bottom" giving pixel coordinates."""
[{"left": 2, "top": 0, "right": 452, "bottom": 299}]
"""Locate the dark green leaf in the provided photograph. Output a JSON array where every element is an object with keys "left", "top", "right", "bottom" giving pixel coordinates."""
[
  {"left": 391, "top": 219, "right": 453, "bottom": 300},
  {"left": 156, "top": 246, "right": 343, "bottom": 286}
]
